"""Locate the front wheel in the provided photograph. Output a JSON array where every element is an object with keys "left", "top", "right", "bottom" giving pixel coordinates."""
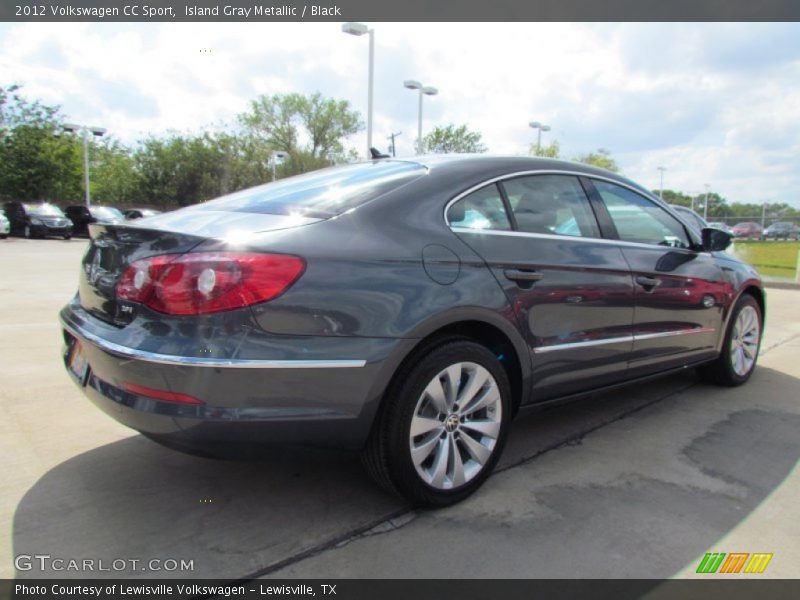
[
  {"left": 363, "top": 340, "right": 512, "bottom": 507},
  {"left": 699, "top": 294, "right": 762, "bottom": 386}
]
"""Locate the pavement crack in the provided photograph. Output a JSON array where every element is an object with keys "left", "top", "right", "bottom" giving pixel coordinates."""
[{"left": 761, "top": 331, "right": 800, "bottom": 355}]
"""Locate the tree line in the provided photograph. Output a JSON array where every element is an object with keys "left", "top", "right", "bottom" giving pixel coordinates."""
[{"left": 1, "top": 84, "right": 796, "bottom": 221}]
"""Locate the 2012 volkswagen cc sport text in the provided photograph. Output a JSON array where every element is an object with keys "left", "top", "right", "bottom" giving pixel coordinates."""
[{"left": 60, "top": 156, "right": 764, "bottom": 506}]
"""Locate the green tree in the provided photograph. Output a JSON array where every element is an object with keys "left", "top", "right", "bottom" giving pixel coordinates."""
[
  {"left": 529, "top": 140, "right": 560, "bottom": 158},
  {"left": 0, "top": 84, "right": 83, "bottom": 202},
  {"left": 239, "top": 92, "right": 362, "bottom": 176},
  {"left": 575, "top": 148, "right": 619, "bottom": 172},
  {"left": 422, "top": 124, "right": 487, "bottom": 154},
  {"left": 92, "top": 138, "right": 140, "bottom": 205}
]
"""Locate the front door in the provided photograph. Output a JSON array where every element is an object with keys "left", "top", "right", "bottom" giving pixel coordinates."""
[{"left": 586, "top": 179, "right": 730, "bottom": 376}]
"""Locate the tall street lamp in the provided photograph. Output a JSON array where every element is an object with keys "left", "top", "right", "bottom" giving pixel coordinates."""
[
  {"left": 404, "top": 80, "right": 438, "bottom": 154},
  {"left": 657, "top": 166, "right": 667, "bottom": 200},
  {"left": 63, "top": 123, "right": 106, "bottom": 208},
  {"left": 703, "top": 183, "right": 711, "bottom": 221},
  {"left": 529, "top": 121, "right": 551, "bottom": 155},
  {"left": 342, "top": 22, "right": 374, "bottom": 160}
]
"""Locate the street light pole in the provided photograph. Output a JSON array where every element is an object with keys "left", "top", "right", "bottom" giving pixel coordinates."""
[
  {"left": 388, "top": 131, "right": 402, "bottom": 157},
  {"left": 529, "top": 121, "right": 551, "bottom": 155},
  {"left": 703, "top": 183, "right": 710, "bottom": 221},
  {"left": 657, "top": 166, "right": 667, "bottom": 200},
  {"left": 63, "top": 123, "right": 106, "bottom": 208},
  {"left": 404, "top": 80, "right": 438, "bottom": 154},
  {"left": 342, "top": 22, "right": 375, "bottom": 159}
]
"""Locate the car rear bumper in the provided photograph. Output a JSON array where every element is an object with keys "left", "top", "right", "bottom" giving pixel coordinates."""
[
  {"left": 60, "top": 301, "right": 411, "bottom": 451},
  {"left": 33, "top": 224, "right": 72, "bottom": 237}
]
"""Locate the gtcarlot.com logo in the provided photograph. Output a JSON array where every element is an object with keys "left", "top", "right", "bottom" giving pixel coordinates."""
[
  {"left": 15, "top": 554, "right": 195, "bottom": 572},
  {"left": 696, "top": 552, "right": 773, "bottom": 574}
]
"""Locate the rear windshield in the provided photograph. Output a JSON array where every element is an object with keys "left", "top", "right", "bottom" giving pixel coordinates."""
[
  {"left": 25, "top": 204, "right": 65, "bottom": 217},
  {"left": 91, "top": 206, "right": 124, "bottom": 220},
  {"left": 193, "top": 161, "right": 426, "bottom": 219}
]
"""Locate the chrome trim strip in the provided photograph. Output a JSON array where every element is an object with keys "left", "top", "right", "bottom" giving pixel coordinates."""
[
  {"left": 633, "top": 327, "right": 716, "bottom": 341},
  {"left": 533, "top": 335, "right": 633, "bottom": 354},
  {"left": 451, "top": 227, "right": 710, "bottom": 255},
  {"left": 60, "top": 318, "right": 367, "bottom": 369},
  {"left": 533, "top": 327, "right": 716, "bottom": 354}
]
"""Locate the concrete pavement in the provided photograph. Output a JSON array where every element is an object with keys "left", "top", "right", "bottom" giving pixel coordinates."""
[{"left": 2, "top": 238, "right": 798, "bottom": 579}]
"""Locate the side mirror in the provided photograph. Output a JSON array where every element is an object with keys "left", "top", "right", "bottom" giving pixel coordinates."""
[{"left": 701, "top": 227, "right": 732, "bottom": 252}]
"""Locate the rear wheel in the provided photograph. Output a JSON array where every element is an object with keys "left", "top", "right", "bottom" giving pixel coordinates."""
[
  {"left": 363, "top": 340, "right": 511, "bottom": 507},
  {"left": 699, "top": 294, "right": 762, "bottom": 386}
]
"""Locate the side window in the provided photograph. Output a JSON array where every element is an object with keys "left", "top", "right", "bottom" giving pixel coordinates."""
[
  {"left": 594, "top": 180, "right": 691, "bottom": 249},
  {"left": 447, "top": 184, "right": 511, "bottom": 231},
  {"left": 501, "top": 175, "right": 599, "bottom": 238}
]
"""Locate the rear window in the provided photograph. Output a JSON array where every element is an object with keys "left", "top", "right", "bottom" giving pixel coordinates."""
[{"left": 194, "top": 161, "right": 426, "bottom": 219}]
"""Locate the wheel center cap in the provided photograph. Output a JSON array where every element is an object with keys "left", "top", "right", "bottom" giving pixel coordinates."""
[{"left": 445, "top": 414, "right": 460, "bottom": 433}]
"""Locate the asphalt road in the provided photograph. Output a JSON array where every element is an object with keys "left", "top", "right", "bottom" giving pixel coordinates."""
[{"left": 2, "top": 238, "right": 799, "bottom": 579}]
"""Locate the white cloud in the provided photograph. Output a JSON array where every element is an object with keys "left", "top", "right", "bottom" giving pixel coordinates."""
[{"left": 0, "top": 22, "right": 798, "bottom": 207}]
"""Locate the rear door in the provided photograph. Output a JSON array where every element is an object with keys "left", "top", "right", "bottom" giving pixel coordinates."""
[
  {"left": 448, "top": 174, "right": 635, "bottom": 403},
  {"left": 586, "top": 179, "right": 729, "bottom": 376}
]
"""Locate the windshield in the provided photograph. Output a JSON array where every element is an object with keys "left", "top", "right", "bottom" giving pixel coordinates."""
[
  {"left": 91, "top": 206, "right": 125, "bottom": 220},
  {"left": 193, "top": 161, "right": 426, "bottom": 219},
  {"left": 25, "top": 204, "right": 65, "bottom": 217}
]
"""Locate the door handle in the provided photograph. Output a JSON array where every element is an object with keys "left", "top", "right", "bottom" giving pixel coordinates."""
[
  {"left": 504, "top": 269, "right": 544, "bottom": 284},
  {"left": 636, "top": 275, "right": 662, "bottom": 290}
]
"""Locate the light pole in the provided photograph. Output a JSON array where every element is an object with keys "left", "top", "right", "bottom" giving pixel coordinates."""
[
  {"left": 404, "top": 80, "right": 438, "bottom": 154},
  {"left": 529, "top": 121, "right": 551, "bottom": 155},
  {"left": 270, "top": 150, "right": 290, "bottom": 182},
  {"left": 63, "top": 123, "right": 106, "bottom": 208},
  {"left": 342, "top": 22, "right": 374, "bottom": 160},
  {"left": 703, "top": 183, "right": 711, "bottom": 221},
  {"left": 387, "top": 131, "right": 402, "bottom": 157},
  {"left": 657, "top": 166, "right": 667, "bottom": 200}
]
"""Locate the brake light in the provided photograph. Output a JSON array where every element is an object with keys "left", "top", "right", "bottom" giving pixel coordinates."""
[{"left": 117, "top": 252, "right": 305, "bottom": 315}]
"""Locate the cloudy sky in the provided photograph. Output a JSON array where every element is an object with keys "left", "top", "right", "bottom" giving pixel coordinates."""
[{"left": 1, "top": 22, "right": 799, "bottom": 207}]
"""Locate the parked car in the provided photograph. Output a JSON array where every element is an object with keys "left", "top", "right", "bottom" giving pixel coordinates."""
[
  {"left": 3, "top": 201, "right": 73, "bottom": 239},
  {"left": 124, "top": 208, "right": 162, "bottom": 220},
  {"left": 707, "top": 221, "right": 732, "bottom": 234},
  {"left": 762, "top": 221, "right": 799, "bottom": 240},
  {"left": 669, "top": 204, "right": 707, "bottom": 233},
  {"left": 60, "top": 156, "right": 764, "bottom": 507},
  {"left": 731, "top": 222, "right": 763, "bottom": 239},
  {"left": 65, "top": 205, "right": 126, "bottom": 237},
  {"left": 0, "top": 210, "right": 9, "bottom": 239}
]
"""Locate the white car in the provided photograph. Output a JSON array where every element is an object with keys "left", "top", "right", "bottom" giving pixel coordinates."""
[{"left": 0, "top": 210, "right": 9, "bottom": 239}]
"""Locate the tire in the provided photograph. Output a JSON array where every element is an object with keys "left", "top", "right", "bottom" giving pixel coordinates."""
[
  {"left": 362, "top": 340, "right": 512, "bottom": 507},
  {"left": 698, "top": 294, "right": 762, "bottom": 386},
  {"left": 63, "top": 234, "right": 72, "bottom": 240}
]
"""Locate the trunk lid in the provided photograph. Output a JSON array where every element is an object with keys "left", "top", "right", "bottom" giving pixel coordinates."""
[{"left": 78, "top": 212, "right": 323, "bottom": 326}]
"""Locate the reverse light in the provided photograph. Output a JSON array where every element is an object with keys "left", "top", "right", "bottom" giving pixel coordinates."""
[{"left": 117, "top": 252, "right": 305, "bottom": 315}]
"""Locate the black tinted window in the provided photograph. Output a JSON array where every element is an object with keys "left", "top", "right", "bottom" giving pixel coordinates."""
[
  {"left": 502, "top": 175, "right": 599, "bottom": 238},
  {"left": 447, "top": 184, "right": 512, "bottom": 231},
  {"left": 594, "top": 181, "right": 690, "bottom": 249},
  {"left": 193, "top": 161, "right": 426, "bottom": 219}
]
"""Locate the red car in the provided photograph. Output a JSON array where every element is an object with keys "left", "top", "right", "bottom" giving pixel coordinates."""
[{"left": 731, "top": 222, "right": 762, "bottom": 238}]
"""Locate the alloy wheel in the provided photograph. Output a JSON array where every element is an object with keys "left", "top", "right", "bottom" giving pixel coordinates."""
[
  {"left": 730, "top": 305, "right": 760, "bottom": 376},
  {"left": 409, "top": 361, "right": 502, "bottom": 490}
]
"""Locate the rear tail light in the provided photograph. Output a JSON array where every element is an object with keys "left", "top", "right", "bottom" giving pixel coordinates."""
[{"left": 117, "top": 252, "right": 305, "bottom": 315}]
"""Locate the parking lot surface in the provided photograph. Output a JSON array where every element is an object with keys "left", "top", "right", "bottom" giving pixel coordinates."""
[{"left": 2, "top": 238, "right": 799, "bottom": 579}]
